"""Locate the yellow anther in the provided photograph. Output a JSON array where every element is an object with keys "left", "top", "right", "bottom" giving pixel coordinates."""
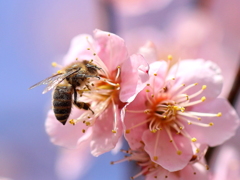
[
  {"left": 201, "top": 96, "right": 206, "bottom": 102},
  {"left": 108, "top": 34, "right": 111, "bottom": 36},
  {"left": 172, "top": 78, "right": 175, "bottom": 80},
  {"left": 196, "top": 148, "right": 200, "bottom": 153},
  {"left": 169, "top": 140, "right": 173, "bottom": 142},
  {"left": 182, "top": 84, "right": 186, "bottom": 86},
  {"left": 51, "top": 62, "right": 57, "bottom": 67},
  {"left": 146, "top": 89, "right": 150, "bottom": 92},
  {"left": 154, "top": 73, "right": 157, "bottom": 76},
  {"left": 82, "top": 129, "right": 86, "bottom": 133},
  {"left": 163, "top": 116, "right": 166, "bottom": 119},
  {"left": 85, "top": 121, "right": 91, "bottom": 126},
  {"left": 188, "top": 121, "right": 192, "bottom": 125},
  {"left": 177, "top": 150, "right": 182, "bottom": 155},
  {"left": 197, "top": 118, "right": 201, "bottom": 121},
  {"left": 194, "top": 83, "right": 198, "bottom": 85},
  {"left": 57, "top": 70, "right": 63, "bottom": 74},
  {"left": 151, "top": 129, "right": 157, "bottom": 133},
  {"left": 112, "top": 130, "right": 117, "bottom": 133},
  {"left": 217, "top": 112, "right": 222, "bottom": 117},
  {"left": 87, "top": 48, "right": 90, "bottom": 50},
  {"left": 69, "top": 119, "right": 76, "bottom": 125},
  {"left": 194, "top": 172, "right": 197, "bottom": 175},
  {"left": 202, "top": 85, "right": 207, "bottom": 90},
  {"left": 186, "top": 95, "right": 189, "bottom": 100},
  {"left": 125, "top": 129, "right": 130, "bottom": 134},
  {"left": 191, "top": 137, "right": 197, "bottom": 142},
  {"left": 209, "top": 122, "right": 214, "bottom": 126},
  {"left": 179, "top": 126, "right": 184, "bottom": 130},
  {"left": 165, "top": 175, "right": 168, "bottom": 178},
  {"left": 167, "top": 55, "right": 173, "bottom": 60},
  {"left": 146, "top": 84, "right": 150, "bottom": 86},
  {"left": 75, "top": 58, "right": 78, "bottom": 61},
  {"left": 180, "top": 107, "right": 185, "bottom": 112},
  {"left": 117, "top": 66, "right": 120, "bottom": 68},
  {"left": 144, "top": 110, "right": 150, "bottom": 114},
  {"left": 116, "top": 83, "right": 120, "bottom": 87},
  {"left": 153, "top": 156, "right": 158, "bottom": 161},
  {"left": 154, "top": 176, "right": 157, "bottom": 178}
]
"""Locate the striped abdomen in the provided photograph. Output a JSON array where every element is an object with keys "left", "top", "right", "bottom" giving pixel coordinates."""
[{"left": 53, "top": 84, "right": 73, "bottom": 125}]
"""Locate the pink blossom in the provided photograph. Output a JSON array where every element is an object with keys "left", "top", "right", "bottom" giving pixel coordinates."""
[
  {"left": 124, "top": 59, "right": 239, "bottom": 171},
  {"left": 103, "top": 0, "right": 171, "bottom": 16},
  {"left": 111, "top": 144, "right": 209, "bottom": 180},
  {"left": 55, "top": 142, "right": 93, "bottom": 180},
  {"left": 46, "top": 29, "right": 149, "bottom": 156},
  {"left": 210, "top": 145, "right": 240, "bottom": 180}
]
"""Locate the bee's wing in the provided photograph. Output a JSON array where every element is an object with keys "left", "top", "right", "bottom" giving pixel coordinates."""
[
  {"left": 42, "top": 68, "right": 81, "bottom": 94},
  {"left": 29, "top": 73, "right": 64, "bottom": 90},
  {"left": 29, "top": 68, "right": 81, "bottom": 94}
]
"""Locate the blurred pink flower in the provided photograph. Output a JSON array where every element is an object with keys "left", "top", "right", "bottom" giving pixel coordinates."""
[
  {"left": 103, "top": 0, "right": 171, "bottom": 16},
  {"left": 55, "top": 141, "right": 92, "bottom": 180},
  {"left": 124, "top": 59, "right": 239, "bottom": 171},
  {"left": 46, "top": 29, "right": 149, "bottom": 157},
  {"left": 122, "top": 9, "right": 240, "bottom": 98},
  {"left": 112, "top": 144, "right": 209, "bottom": 180},
  {"left": 210, "top": 145, "right": 240, "bottom": 180}
]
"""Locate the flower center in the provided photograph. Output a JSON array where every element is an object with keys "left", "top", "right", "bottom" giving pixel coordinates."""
[{"left": 126, "top": 76, "right": 222, "bottom": 155}]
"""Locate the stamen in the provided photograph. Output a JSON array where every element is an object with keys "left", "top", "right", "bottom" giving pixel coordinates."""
[
  {"left": 187, "top": 111, "right": 222, "bottom": 117},
  {"left": 85, "top": 36, "right": 109, "bottom": 76},
  {"left": 126, "top": 118, "right": 152, "bottom": 132},
  {"left": 178, "top": 116, "right": 213, "bottom": 127},
  {"left": 165, "top": 127, "right": 181, "bottom": 154},
  {"left": 115, "top": 66, "right": 121, "bottom": 81},
  {"left": 180, "top": 97, "right": 206, "bottom": 107},
  {"left": 177, "top": 83, "right": 198, "bottom": 95},
  {"left": 153, "top": 130, "right": 160, "bottom": 161},
  {"left": 188, "top": 85, "right": 207, "bottom": 99},
  {"left": 112, "top": 100, "right": 118, "bottom": 133}
]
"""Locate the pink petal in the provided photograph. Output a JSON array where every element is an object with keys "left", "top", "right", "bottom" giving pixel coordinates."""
[
  {"left": 120, "top": 54, "right": 149, "bottom": 103},
  {"left": 138, "top": 41, "right": 158, "bottom": 63},
  {"left": 168, "top": 59, "right": 223, "bottom": 100},
  {"left": 90, "top": 104, "right": 123, "bottom": 157},
  {"left": 45, "top": 108, "right": 92, "bottom": 148},
  {"left": 184, "top": 98, "right": 240, "bottom": 146},
  {"left": 123, "top": 90, "right": 149, "bottom": 150},
  {"left": 211, "top": 145, "right": 240, "bottom": 180},
  {"left": 94, "top": 29, "right": 129, "bottom": 73},
  {"left": 55, "top": 142, "right": 93, "bottom": 180},
  {"left": 180, "top": 162, "right": 209, "bottom": 180},
  {"left": 142, "top": 129, "right": 193, "bottom": 172},
  {"left": 63, "top": 34, "right": 94, "bottom": 66}
]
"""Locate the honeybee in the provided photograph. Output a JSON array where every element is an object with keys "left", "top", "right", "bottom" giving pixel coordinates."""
[{"left": 29, "top": 60, "right": 101, "bottom": 125}]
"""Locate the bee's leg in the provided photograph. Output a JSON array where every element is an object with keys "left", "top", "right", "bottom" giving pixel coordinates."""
[
  {"left": 73, "top": 87, "right": 94, "bottom": 114},
  {"left": 76, "top": 74, "right": 100, "bottom": 79},
  {"left": 73, "top": 101, "right": 94, "bottom": 114},
  {"left": 86, "top": 63, "right": 101, "bottom": 70},
  {"left": 85, "top": 84, "right": 91, "bottom": 90},
  {"left": 73, "top": 87, "right": 78, "bottom": 104}
]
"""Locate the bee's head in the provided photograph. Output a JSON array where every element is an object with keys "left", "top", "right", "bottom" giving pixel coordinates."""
[{"left": 84, "top": 60, "right": 101, "bottom": 75}]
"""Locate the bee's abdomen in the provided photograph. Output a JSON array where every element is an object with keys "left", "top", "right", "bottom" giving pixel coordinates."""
[{"left": 53, "top": 85, "right": 72, "bottom": 125}]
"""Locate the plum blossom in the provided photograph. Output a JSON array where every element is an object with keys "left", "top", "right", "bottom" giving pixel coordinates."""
[
  {"left": 210, "top": 145, "right": 240, "bottom": 180},
  {"left": 111, "top": 144, "right": 209, "bottom": 180},
  {"left": 46, "top": 29, "right": 149, "bottom": 157},
  {"left": 103, "top": 0, "right": 171, "bottom": 16},
  {"left": 124, "top": 59, "right": 239, "bottom": 172}
]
